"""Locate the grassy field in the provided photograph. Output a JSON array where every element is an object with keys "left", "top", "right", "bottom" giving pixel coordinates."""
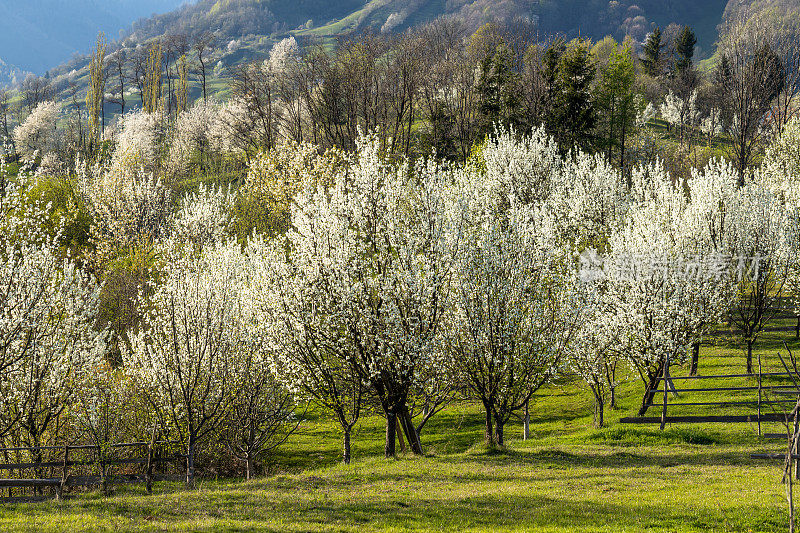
[{"left": 0, "top": 326, "right": 798, "bottom": 532}]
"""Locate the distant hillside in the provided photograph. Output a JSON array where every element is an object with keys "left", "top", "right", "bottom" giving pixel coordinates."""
[
  {"left": 9, "top": 0, "right": 745, "bottom": 104},
  {"left": 0, "top": 58, "right": 27, "bottom": 88},
  {"left": 0, "top": 0, "right": 187, "bottom": 74},
  {"left": 121, "top": 0, "right": 729, "bottom": 56}
]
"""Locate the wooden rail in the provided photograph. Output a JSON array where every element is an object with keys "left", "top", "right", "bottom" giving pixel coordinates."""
[
  {"left": 0, "top": 440, "right": 188, "bottom": 500},
  {"left": 621, "top": 352, "right": 800, "bottom": 432}
]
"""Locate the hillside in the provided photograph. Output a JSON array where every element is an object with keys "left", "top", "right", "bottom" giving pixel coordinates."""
[{"left": 0, "top": 0, "right": 186, "bottom": 75}]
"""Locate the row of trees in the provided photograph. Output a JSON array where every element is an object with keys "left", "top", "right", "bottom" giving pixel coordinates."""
[{"left": 2, "top": 113, "right": 800, "bottom": 472}]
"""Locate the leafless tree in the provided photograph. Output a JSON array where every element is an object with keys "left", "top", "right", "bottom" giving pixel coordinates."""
[
  {"left": 717, "top": 13, "right": 787, "bottom": 181},
  {"left": 193, "top": 32, "right": 216, "bottom": 102},
  {"left": 107, "top": 49, "right": 129, "bottom": 116}
]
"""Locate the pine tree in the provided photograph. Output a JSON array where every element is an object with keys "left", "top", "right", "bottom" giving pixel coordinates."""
[
  {"left": 476, "top": 42, "right": 520, "bottom": 136},
  {"left": 674, "top": 26, "right": 697, "bottom": 75},
  {"left": 641, "top": 27, "right": 664, "bottom": 77},
  {"left": 554, "top": 40, "right": 596, "bottom": 152}
]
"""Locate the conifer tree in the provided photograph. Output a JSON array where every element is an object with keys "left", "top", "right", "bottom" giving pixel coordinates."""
[
  {"left": 554, "top": 40, "right": 596, "bottom": 152},
  {"left": 674, "top": 26, "right": 697, "bottom": 75},
  {"left": 476, "top": 42, "right": 520, "bottom": 136},
  {"left": 641, "top": 27, "right": 664, "bottom": 77}
]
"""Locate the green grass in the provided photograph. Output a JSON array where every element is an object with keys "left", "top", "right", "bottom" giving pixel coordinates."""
[{"left": 1, "top": 327, "right": 799, "bottom": 531}]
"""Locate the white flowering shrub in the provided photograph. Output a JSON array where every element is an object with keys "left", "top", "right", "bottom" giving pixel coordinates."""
[
  {"left": 111, "top": 110, "right": 164, "bottom": 176},
  {"left": 168, "top": 100, "right": 227, "bottom": 175},
  {"left": 81, "top": 161, "right": 173, "bottom": 258},
  {"left": 169, "top": 184, "right": 233, "bottom": 246},
  {"left": 13, "top": 101, "right": 60, "bottom": 160},
  {"left": 0, "top": 191, "right": 106, "bottom": 443},
  {"left": 479, "top": 126, "right": 562, "bottom": 209},
  {"left": 125, "top": 239, "right": 252, "bottom": 481}
]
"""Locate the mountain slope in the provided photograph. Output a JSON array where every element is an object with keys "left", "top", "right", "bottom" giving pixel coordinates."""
[{"left": 0, "top": 0, "right": 187, "bottom": 74}]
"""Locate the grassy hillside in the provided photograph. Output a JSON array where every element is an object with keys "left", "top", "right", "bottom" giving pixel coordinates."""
[{"left": 0, "top": 324, "right": 796, "bottom": 532}]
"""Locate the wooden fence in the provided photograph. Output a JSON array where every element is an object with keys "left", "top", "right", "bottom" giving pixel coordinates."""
[
  {"left": 620, "top": 353, "right": 800, "bottom": 434},
  {"left": 0, "top": 439, "right": 189, "bottom": 500}
]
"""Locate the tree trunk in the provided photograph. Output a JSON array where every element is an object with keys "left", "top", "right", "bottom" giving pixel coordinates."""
[
  {"left": 593, "top": 389, "right": 604, "bottom": 428},
  {"left": 342, "top": 428, "right": 351, "bottom": 465},
  {"left": 746, "top": 339, "right": 754, "bottom": 375},
  {"left": 395, "top": 418, "right": 406, "bottom": 453},
  {"left": 483, "top": 402, "right": 493, "bottom": 445},
  {"left": 384, "top": 410, "right": 397, "bottom": 459},
  {"left": 609, "top": 384, "right": 617, "bottom": 410},
  {"left": 186, "top": 436, "right": 196, "bottom": 488},
  {"left": 398, "top": 406, "right": 422, "bottom": 455},
  {"left": 494, "top": 415, "right": 505, "bottom": 447},
  {"left": 522, "top": 400, "right": 530, "bottom": 440},
  {"left": 245, "top": 454, "right": 253, "bottom": 481},
  {"left": 638, "top": 361, "right": 665, "bottom": 416},
  {"left": 690, "top": 342, "right": 700, "bottom": 376},
  {"left": 795, "top": 316, "right": 799, "bottom": 339}
]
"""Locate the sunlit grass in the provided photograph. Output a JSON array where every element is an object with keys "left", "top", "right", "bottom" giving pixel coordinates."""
[{"left": 0, "top": 329, "right": 797, "bottom": 532}]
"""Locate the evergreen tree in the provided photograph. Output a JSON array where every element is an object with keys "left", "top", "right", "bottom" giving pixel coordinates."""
[
  {"left": 674, "top": 26, "right": 697, "bottom": 75},
  {"left": 476, "top": 42, "right": 521, "bottom": 136},
  {"left": 554, "top": 40, "right": 596, "bottom": 152},
  {"left": 641, "top": 27, "right": 664, "bottom": 77}
]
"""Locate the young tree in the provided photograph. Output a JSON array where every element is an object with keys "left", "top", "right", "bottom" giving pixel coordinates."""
[
  {"left": 222, "top": 317, "right": 299, "bottom": 479},
  {"left": 86, "top": 32, "right": 107, "bottom": 145},
  {"left": 568, "top": 292, "right": 619, "bottom": 427},
  {"left": 446, "top": 203, "right": 579, "bottom": 445},
  {"left": 126, "top": 240, "right": 246, "bottom": 485},
  {"left": 250, "top": 238, "right": 365, "bottom": 465},
  {"left": 266, "top": 134, "right": 462, "bottom": 458},
  {"left": 193, "top": 32, "right": 217, "bottom": 103},
  {"left": 595, "top": 42, "right": 638, "bottom": 168},
  {"left": 726, "top": 179, "right": 793, "bottom": 373},
  {"left": 107, "top": 49, "right": 128, "bottom": 116},
  {"left": 607, "top": 163, "right": 731, "bottom": 413}
]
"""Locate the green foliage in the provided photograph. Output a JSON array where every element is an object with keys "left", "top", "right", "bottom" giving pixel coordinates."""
[
  {"left": 641, "top": 26, "right": 664, "bottom": 77},
  {"left": 552, "top": 40, "right": 597, "bottom": 152},
  {"left": 594, "top": 41, "right": 639, "bottom": 166},
  {"left": 674, "top": 26, "right": 697, "bottom": 74},
  {"left": 475, "top": 42, "right": 521, "bottom": 136},
  {"left": 18, "top": 175, "right": 94, "bottom": 259},
  {"left": 97, "top": 245, "right": 160, "bottom": 363}
]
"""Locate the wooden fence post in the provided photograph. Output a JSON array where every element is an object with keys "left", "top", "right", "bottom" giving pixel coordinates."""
[
  {"left": 145, "top": 429, "right": 156, "bottom": 495},
  {"left": 794, "top": 414, "right": 800, "bottom": 481},
  {"left": 58, "top": 445, "right": 69, "bottom": 501},
  {"left": 757, "top": 353, "right": 763, "bottom": 437},
  {"left": 660, "top": 356, "right": 670, "bottom": 431}
]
